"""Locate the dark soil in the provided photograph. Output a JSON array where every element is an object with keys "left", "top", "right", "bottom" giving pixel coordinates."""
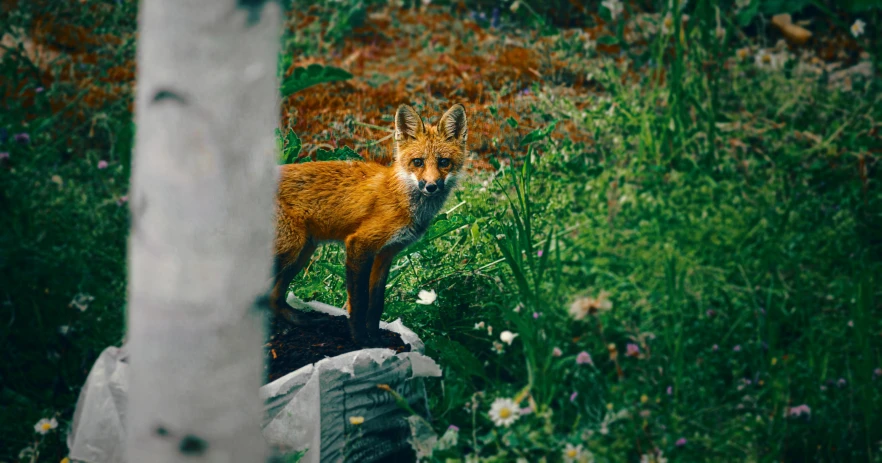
[{"left": 264, "top": 312, "right": 411, "bottom": 383}]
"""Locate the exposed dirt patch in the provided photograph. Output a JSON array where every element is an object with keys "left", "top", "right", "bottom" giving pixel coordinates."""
[{"left": 265, "top": 313, "right": 411, "bottom": 383}]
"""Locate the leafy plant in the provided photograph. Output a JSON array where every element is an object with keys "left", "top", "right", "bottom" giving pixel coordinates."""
[{"left": 280, "top": 64, "right": 353, "bottom": 98}]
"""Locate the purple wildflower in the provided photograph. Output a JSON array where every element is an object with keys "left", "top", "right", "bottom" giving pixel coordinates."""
[
  {"left": 98, "top": 160, "right": 109, "bottom": 169},
  {"left": 552, "top": 347, "right": 562, "bottom": 357},
  {"left": 537, "top": 250, "right": 543, "bottom": 257},
  {"left": 676, "top": 438, "right": 687, "bottom": 447},
  {"left": 666, "top": 386, "right": 672, "bottom": 395},
  {"left": 448, "top": 424, "right": 459, "bottom": 432},
  {"left": 570, "top": 391, "right": 578, "bottom": 402},
  {"left": 733, "top": 345, "right": 742, "bottom": 352},
  {"left": 626, "top": 343, "right": 640, "bottom": 357},
  {"left": 36, "top": 87, "right": 45, "bottom": 93},
  {"left": 13, "top": 133, "right": 30, "bottom": 144},
  {"left": 576, "top": 351, "right": 593, "bottom": 365},
  {"left": 533, "top": 312, "right": 540, "bottom": 319},
  {"left": 788, "top": 404, "right": 811, "bottom": 418},
  {"left": 0, "top": 152, "right": 9, "bottom": 161}
]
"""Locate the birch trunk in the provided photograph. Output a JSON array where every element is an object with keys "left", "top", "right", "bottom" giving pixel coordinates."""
[{"left": 126, "top": 1, "right": 281, "bottom": 461}]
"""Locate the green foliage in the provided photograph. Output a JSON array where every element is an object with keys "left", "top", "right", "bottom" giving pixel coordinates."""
[
  {"left": 280, "top": 64, "right": 353, "bottom": 98},
  {"left": 313, "top": 145, "right": 361, "bottom": 162},
  {"left": 518, "top": 122, "right": 557, "bottom": 146},
  {"left": 731, "top": 0, "right": 881, "bottom": 27},
  {"left": 3, "top": 0, "right": 882, "bottom": 462},
  {"left": 279, "top": 129, "right": 302, "bottom": 163}
]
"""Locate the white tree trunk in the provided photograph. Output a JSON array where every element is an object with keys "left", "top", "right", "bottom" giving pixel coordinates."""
[{"left": 126, "top": 1, "right": 281, "bottom": 462}]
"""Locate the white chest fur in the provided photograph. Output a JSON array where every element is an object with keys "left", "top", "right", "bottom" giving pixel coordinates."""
[{"left": 384, "top": 193, "right": 447, "bottom": 249}]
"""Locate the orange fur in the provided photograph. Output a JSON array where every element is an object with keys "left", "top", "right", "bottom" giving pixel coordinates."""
[{"left": 270, "top": 103, "right": 469, "bottom": 345}]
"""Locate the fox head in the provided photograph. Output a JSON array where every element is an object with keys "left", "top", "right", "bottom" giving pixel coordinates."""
[{"left": 393, "top": 104, "right": 468, "bottom": 198}]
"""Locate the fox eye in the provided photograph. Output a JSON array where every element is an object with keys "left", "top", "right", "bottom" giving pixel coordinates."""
[
  {"left": 412, "top": 159, "right": 424, "bottom": 167},
  {"left": 438, "top": 158, "right": 451, "bottom": 168}
]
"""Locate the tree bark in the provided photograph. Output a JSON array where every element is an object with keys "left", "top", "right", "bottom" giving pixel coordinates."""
[{"left": 125, "top": 1, "right": 281, "bottom": 461}]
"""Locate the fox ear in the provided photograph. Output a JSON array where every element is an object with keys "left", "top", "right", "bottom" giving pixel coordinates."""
[
  {"left": 395, "top": 104, "right": 424, "bottom": 141},
  {"left": 439, "top": 104, "right": 468, "bottom": 143}
]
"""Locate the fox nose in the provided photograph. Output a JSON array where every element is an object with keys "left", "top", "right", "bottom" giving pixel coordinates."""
[{"left": 425, "top": 183, "right": 438, "bottom": 193}]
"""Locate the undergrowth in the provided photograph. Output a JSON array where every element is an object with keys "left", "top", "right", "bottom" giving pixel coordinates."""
[{"left": 1, "top": 0, "right": 881, "bottom": 462}]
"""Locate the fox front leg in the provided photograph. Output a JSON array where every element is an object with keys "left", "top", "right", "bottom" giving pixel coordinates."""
[
  {"left": 344, "top": 238, "right": 376, "bottom": 346},
  {"left": 366, "top": 247, "right": 400, "bottom": 342}
]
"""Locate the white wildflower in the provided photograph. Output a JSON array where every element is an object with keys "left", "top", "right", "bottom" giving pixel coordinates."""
[
  {"left": 851, "top": 19, "right": 866, "bottom": 38},
  {"left": 416, "top": 289, "right": 437, "bottom": 305},
  {"left": 754, "top": 49, "right": 786, "bottom": 70},
  {"left": 436, "top": 425, "right": 459, "bottom": 450},
  {"left": 640, "top": 449, "right": 668, "bottom": 463},
  {"left": 34, "top": 417, "right": 58, "bottom": 435},
  {"left": 500, "top": 330, "right": 518, "bottom": 345},
  {"left": 601, "top": 0, "right": 623, "bottom": 20},
  {"left": 492, "top": 341, "right": 505, "bottom": 354},
  {"left": 474, "top": 321, "right": 485, "bottom": 330},
  {"left": 488, "top": 398, "right": 520, "bottom": 427},
  {"left": 584, "top": 38, "right": 597, "bottom": 51},
  {"left": 563, "top": 443, "right": 593, "bottom": 463},
  {"left": 662, "top": 12, "right": 673, "bottom": 35},
  {"left": 569, "top": 290, "right": 613, "bottom": 320},
  {"left": 69, "top": 293, "right": 94, "bottom": 312}
]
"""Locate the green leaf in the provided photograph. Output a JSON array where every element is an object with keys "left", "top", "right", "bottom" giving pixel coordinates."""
[
  {"left": 283, "top": 131, "right": 302, "bottom": 164},
  {"left": 400, "top": 214, "right": 476, "bottom": 257},
  {"left": 737, "top": 0, "right": 760, "bottom": 27},
  {"left": 843, "top": 0, "right": 882, "bottom": 11},
  {"left": 313, "top": 146, "right": 362, "bottom": 162},
  {"left": 506, "top": 117, "right": 519, "bottom": 128},
  {"left": 520, "top": 121, "right": 558, "bottom": 146},
  {"left": 599, "top": 4, "right": 613, "bottom": 22},
  {"left": 596, "top": 35, "right": 618, "bottom": 46},
  {"left": 760, "top": 0, "right": 811, "bottom": 14},
  {"left": 280, "top": 64, "right": 353, "bottom": 97},
  {"left": 430, "top": 337, "right": 487, "bottom": 380}
]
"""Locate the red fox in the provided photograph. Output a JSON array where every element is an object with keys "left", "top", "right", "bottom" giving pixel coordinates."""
[{"left": 270, "top": 104, "right": 468, "bottom": 345}]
